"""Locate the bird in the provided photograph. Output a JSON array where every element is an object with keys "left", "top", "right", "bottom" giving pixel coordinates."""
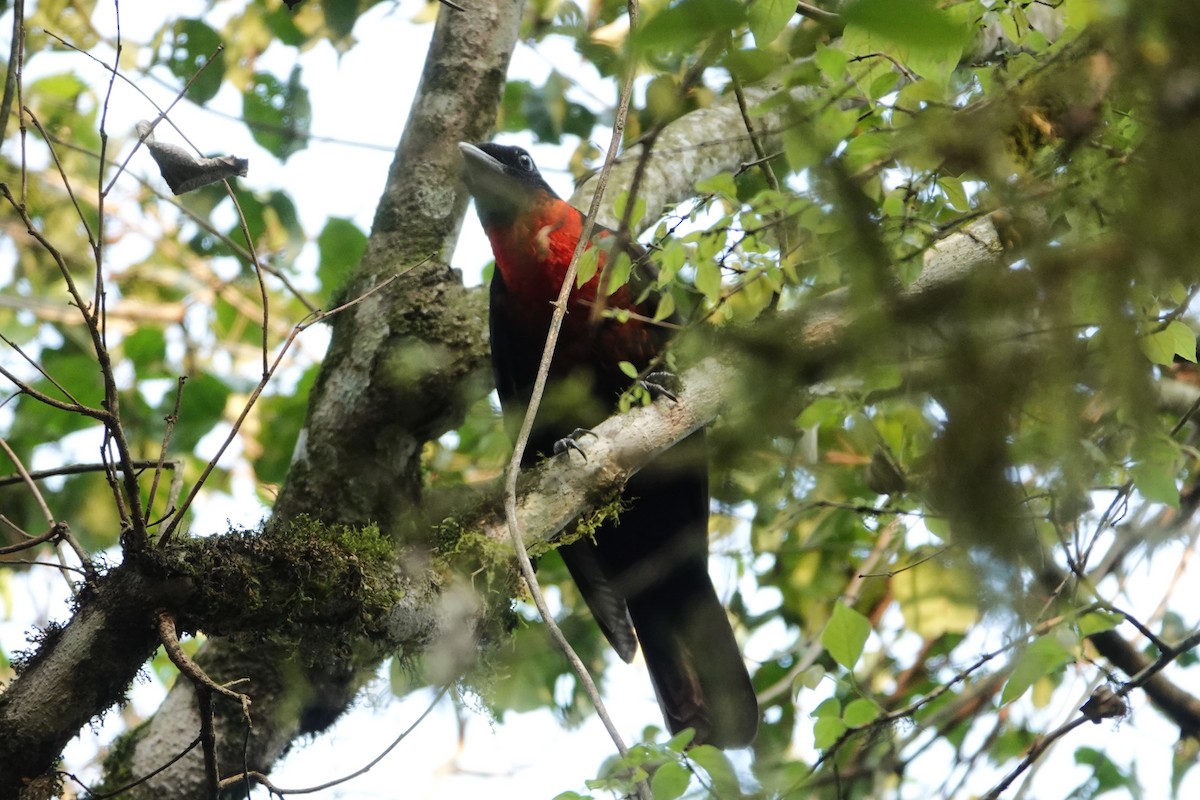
[{"left": 458, "top": 141, "right": 758, "bottom": 749}]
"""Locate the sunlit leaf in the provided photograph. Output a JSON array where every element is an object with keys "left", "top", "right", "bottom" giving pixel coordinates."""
[
  {"left": 649, "top": 760, "right": 690, "bottom": 800},
  {"left": 822, "top": 601, "right": 871, "bottom": 670},
  {"left": 688, "top": 745, "right": 742, "bottom": 798}
]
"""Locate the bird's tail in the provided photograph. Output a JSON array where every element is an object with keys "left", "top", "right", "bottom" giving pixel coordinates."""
[{"left": 627, "top": 571, "right": 759, "bottom": 749}]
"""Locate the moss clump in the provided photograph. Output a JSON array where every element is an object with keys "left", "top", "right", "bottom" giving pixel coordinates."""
[
  {"left": 540, "top": 489, "right": 627, "bottom": 555},
  {"left": 134, "top": 518, "right": 404, "bottom": 661}
]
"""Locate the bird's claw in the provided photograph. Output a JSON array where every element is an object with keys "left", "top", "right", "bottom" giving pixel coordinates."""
[
  {"left": 553, "top": 428, "right": 599, "bottom": 461},
  {"left": 639, "top": 370, "right": 682, "bottom": 402}
]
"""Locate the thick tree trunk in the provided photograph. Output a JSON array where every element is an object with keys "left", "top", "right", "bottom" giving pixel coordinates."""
[{"left": 120, "top": 3, "right": 525, "bottom": 796}]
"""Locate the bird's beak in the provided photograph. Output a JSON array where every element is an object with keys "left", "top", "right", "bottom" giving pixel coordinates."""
[{"left": 457, "top": 142, "right": 505, "bottom": 176}]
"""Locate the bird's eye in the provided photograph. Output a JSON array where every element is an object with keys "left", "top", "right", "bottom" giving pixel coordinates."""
[{"left": 518, "top": 153, "right": 533, "bottom": 171}]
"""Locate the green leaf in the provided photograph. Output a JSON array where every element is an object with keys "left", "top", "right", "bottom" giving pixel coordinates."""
[
  {"left": 604, "top": 251, "right": 634, "bottom": 296},
  {"left": 1000, "top": 634, "right": 1072, "bottom": 705},
  {"left": 813, "top": 714, "right": 848, "bottom": 750},
  {"left": 653, "top": 292, "right": 676, "bottom": 322},
  {"left": 1169, "top": 320, "right": 1196, "bottom": 362},
  {"left": 163, "top": 19, "right": 225, "bottom": 104},
  {"left": 121, "top": 328, "right": 167, "bottom": 370},
  {"left": 1139, "top": 321, "right": 1195, "bottom": 365},
  {"left": 1077, "top": 610, "right": 1123, "bottom": 638},
  {"left": 172, "top": 373, "right": 232, "bottom": 453},
  {"left": 822, "top": 601, "right": 871, "bottom": 670},
  {"left": 688, "top": 745, "right": 742, "bottom": 798},
  {"left": 724, "top": 47, "right": 779, "bottom": 84},
  {"left": 508, "top": 72, "right": 599, "bottom": 144},
  {"left": 843, "top": 697, "right": 880, "bottom": 727},
  {"left": 892, "top": 555, "right": 980, "bottom": 639},
  {"left": 613, "top": 191, "right": 647, "bottom": 230},
  {"left": 939, "top": 177, "right": 970, "bottom": 212},
  {"left": 317, "top": 217, "right": 368, "bottom": 303},
  {"left": 242, "top": 66, "right": 312, "bottom": 162},
  {"left": 649, "top": 760, "right": 690, "bottom": 800},
  {"left": 1172, "top": 736, "right": 1200, "bottom": 798},
  {"left": 638, "top": 0, "right": 746, "bottom": 52},
  {"left": 1131, "top": 434, "right": 1182, "bottom": 508},
  {"left": 695, "top": 259, "right": 722, "bottom": 302},
  {"left": 843, "top": 0, "right": 968, "bottom": 53},
  {"left": 665, "top": 728, "right": 695, "bottom": 752},
  {"left": 575, "top": 246, "right": 601, "bottom": 287},
  {"left": 1075, "top": 746, "right": 1135, "bottom": 793},
  {"left": 618, "top": 361, "right": 639, "bottom": 379},
  {"left": 748, "top": 0, "right": 794, "bottom": 47},
  {"left": 695, "top": 171, "right": 738, "bottom": 199},
  {"left": 814, "top": 45, "right": 849, "bottom": 80},
  {"left": 252, "top": 365, "right": 318, "bottom": 485}
]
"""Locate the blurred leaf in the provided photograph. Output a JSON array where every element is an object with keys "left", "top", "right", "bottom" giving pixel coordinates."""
[
  {"left": 813, "top": 713, "right": 848, "bottom": 750},
  {"left": 162, "top": 19, "right": 226, "bottom": 104},
  {"left": 1140, "top": 320, "right": 1196, "bottom": 365},
  {"left": 1172, "top": 736, "right": 1200, "bottom": 799},
  {"left": 501, "top": 74, "right": 597, "bottom": 143},
  {"left": 748, "top": 0, "right": 794, "bottom": 47},
  {"left": 725, "top": 46, "right": 780, "bottom": 84},
  {"left": 843, "top": 0, "right": 968, "bottom": 53},
  {"left": 1001, "top": 635, "right": 1072, "bottom": 705},
  {"left": 1074, "top": 746, "right": 1135, "bottom": 795},
  {"left": 843, "top": 697, "right": 880, "bottom": 727},
  {"left": 317, "top": 217, "right": 368, "bottom": 303},
  {"left": 892, "top": 556, "right": 979, "bottom": 639},
  {"left": 171, "top": 373, "right": 232, "bottom": 453},
  {"left": 649, "top": 760, "right": 690, "bottom": 800},
  {"left": 251, "top": 365, "right": 318, "bottom": 485},
  {"left": 638, "top": 0, "right": 745, "bottom": 52},
  {"left": 1131, "top": 434, "right": 1182, "bottom": 508},
  {"left": 688, "top": 745, "right": 742, "bottom": 798},
  {"left": 121, "top": 328, "right": 168, "bottom": 375},
  {"left": 1077, "top": 611, "right": 1122, "bottom": 638},
  {"left": 242, "top": 66, "right": 312, "bottom": 162}
]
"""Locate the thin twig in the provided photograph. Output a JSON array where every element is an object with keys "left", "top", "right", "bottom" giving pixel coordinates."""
[
  {"left": 0, "top": 180, "right": 149, "bottom": 542},
  {"left": 0, "top": 459, "right": 180, "bottom": 488},
  {"left": 64, "top": 739, "right": 203, "bottom": 799},
  {"left": 222, "top": 189, "right": 271, "bottom": 377},
  {"left": 146, "top": 378, "right": 185, "bottom": 525},
  {"left": 0, "top": 330, "right": 84, "bottom": 406},
  {"left": 157, "top": 610, "right": 253, "bottom": 723},
  {"left": 217, "top": 686, "right": 450, "bottom": 795},
  {"left": 500, "top": 0, "right": 643, "bottom": 779},
  {"left": 0, "top": 436, "right": 55, "bottom": 527},
  {"left": 0, "top": 524, "right": 63, "bottom": 556},
  {"left": 796, "top": 1, "right": 838, "bottom": 22},
  {"left": 0, "top": 0, "right": 23, "bottom": 143},
  {"left": 22, "top": 108, "right": 97, "bottom": 251},
  {"left": 94, "top": 0, "right": 122, "bottom": 319},
  {"left": 160, "top": 267, "right": 412, "bottom": 544}
]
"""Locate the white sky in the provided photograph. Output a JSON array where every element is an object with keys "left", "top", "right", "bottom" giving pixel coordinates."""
[{"left": 3, "top": 1, "right": 1200, "bottom": 798}]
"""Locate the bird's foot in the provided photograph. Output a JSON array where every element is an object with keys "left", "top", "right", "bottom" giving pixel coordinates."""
[
  {"left": 553, "top": 428, "right": 599, "bottom": 461},
  {"left": 639, "top": 370, "right": 682, "bottom": 402}
]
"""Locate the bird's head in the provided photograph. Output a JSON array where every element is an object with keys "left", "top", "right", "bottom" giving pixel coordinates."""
[{"left": 458, "top": 142, "right": 559, "bottom": 229}]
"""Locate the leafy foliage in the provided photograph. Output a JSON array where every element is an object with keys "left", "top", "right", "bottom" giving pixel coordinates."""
[{"left": 5, "top": 0, "right": 1200, "bottom": 798}]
